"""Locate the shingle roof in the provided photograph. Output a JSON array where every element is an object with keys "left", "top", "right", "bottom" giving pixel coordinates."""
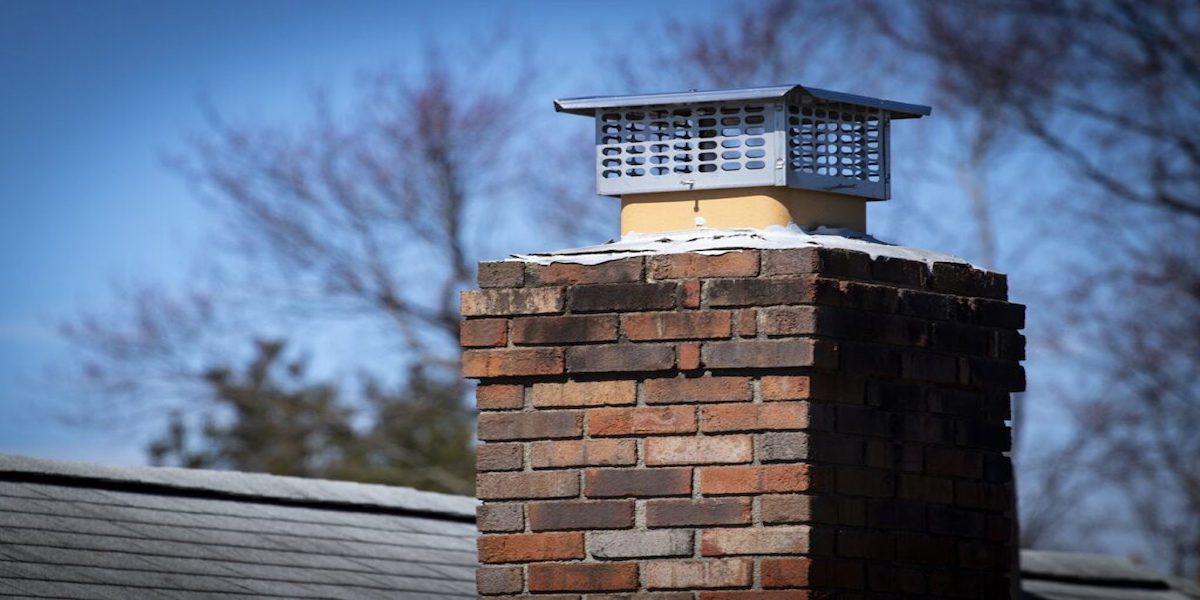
[
  {"left": 0, "top": 454, "right": 478, "bottom": 599},
  {"left": 1021, "top": 550, "right": 1200, "bottom": 600},
  {"left": 3, "top": 454, "right": 1197, "bottom": 599}
]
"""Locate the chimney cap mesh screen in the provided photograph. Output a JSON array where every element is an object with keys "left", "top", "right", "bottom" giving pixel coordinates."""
[{"left": 556, "top": 85, "right": 930, "bottom": 200}]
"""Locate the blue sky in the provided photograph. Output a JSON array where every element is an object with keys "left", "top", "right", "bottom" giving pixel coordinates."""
[
  {"left": 0, "top": 0, "right": 1065, "bottom": 464},
  {"left": 0, "top": 0, "right": 1170, "bottom": 570},
  {"left": 0, "top": 0, "right": 735, "bottom": 462}
]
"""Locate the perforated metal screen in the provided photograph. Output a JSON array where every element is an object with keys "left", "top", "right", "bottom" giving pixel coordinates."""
[
  {"left": 785, "top": 94, "right": 889, "bottom": 199},
  {"left": 591, "top": 90, "right": 892, "bottom": 200},
  {"left": 595, "top": 100, "right": 781, "bottom": 195}
]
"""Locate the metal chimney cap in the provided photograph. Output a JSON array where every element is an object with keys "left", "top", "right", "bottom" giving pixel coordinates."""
[{"left": 554, "top": 84, "right": 932, "bottom": 120}]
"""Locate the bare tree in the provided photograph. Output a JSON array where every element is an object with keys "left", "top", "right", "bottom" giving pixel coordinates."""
[
  {"left": 58, "top": 39, "right": 536, "bottom": 494},
  {"left": 864, "top": 0, "right": 1200, "bottom": 578},
  {"left": 624, "top": 0, "right": 1200, "bottom": 577}
]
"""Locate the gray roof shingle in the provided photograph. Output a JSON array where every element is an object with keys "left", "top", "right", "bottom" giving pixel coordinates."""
[
  {"left": 0, "top": 454, "right": 477, "bottom": 599},
  {"left": 4, "top": 454, "right": 1197, "bottom": 599},
  {"left": 1021, "top": 550, "right": 1200, "bottom": 600}
]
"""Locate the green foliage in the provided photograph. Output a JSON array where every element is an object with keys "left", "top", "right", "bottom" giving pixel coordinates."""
[{"left": 148, "top": 340, "right": 475, "bottom": 495}]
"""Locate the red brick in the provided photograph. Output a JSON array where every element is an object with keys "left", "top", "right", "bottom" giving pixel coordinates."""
[
  {"left": 700, "top": 465, "right": 812, "bottom": 495},
  {"left": 896, "top": 532, "right": 956, "bottom": 566},
  {"left": 899, "top": 288, "right": 963, "bottom": 321},
  {"left": 649, "top": 252, "right": 759, "bottom": 279},
  {"left": 759, "top": 306, "right": 821, "bottom": 336},
  {"left": 931, "top": 262, "right": 1006, "bottom": 299},
  {"left": 644, "top": 376, "right": 752, "bottom": 404},
  {"left": 478, "top": 411, "right": 582, "bottom": 441},
  {"left": 512, "top": 315, "right": 618, "bottom": 345},
  {"left": 644, "top": 559, "right": 753, "bottom": 590},
  {"left": 566, "top": 344, "right": 675, "bottom": 373},
  {"left": 589, "top": 406, "right": 697, "bottom": 437},
  {"left": 970, "top": 358, "right": 1026, "bottom": 391},
  {"left": 528, "top": 500, "right": 634, "bottom": 531},
  {"left": 898, "top": 474, "right": 954, "bottom": 504},
  {"left": 477, "top": 471, "right": 579, "bottom": 500},
  {"left": 837, "top": 280, "right": 901, "bottom": 312},
  {"left": 872, "top": 256, "right": 930, "bottom": 288},
  {"left": 932, "top": 322, "right": 991, "bottom": 356},
  {"left": 700, "top": 592, "right": 819, "bottom": 600},
  {"left": 706, "top": 276, "right": 837, "bottom": 307},
  {"left": 463, "top": 348, "right": 564, "bottom": 378},
  {"left": 762, "top": 247, "right": 871, "bottom": 278},
  {"left": 460, "top": 318, "right": 508, "bottom": 347},
  {"left": 702, "top": 339, "right": 835, "bottom": 370},
  {"left": 760, "top": 376, "right": 816, "bottom": 401},
  {"left": 925, "top": 447, "right": 984, "bottom": 479},
  {"left": 761, "top": 558, "right": 815, "bottom": 588},
  {"left": 591, "top": 594, "right": 692, "bottom": 600},
  {"left": 677, "top": 342, "right": 701, "bottom": 371},
  {"left": 477, "top": 261, "right": 525, "bottom": 288},
  {"left": 901, "top": 350, "right": 960, "bottom": 383},
  {"left": 476, "top": 384, "right": 524, "bottom": 410},
  {"left": 956, "top": 481, "right": 1010, "bottom": 511},
  {"left": 864, "top": 499, "right": 927, "bottom": 532},
  {"left": 569, "top": 282, "right": 677, "bottom": 313},
  {"left": 761, "top": 494, "right": 837, "bottom": 525},
  {"left": 461, "top": 287, "right": 564, "bottom": 316},
  {"left": 836, "top": 405, "right": 894, "bottom": 437},
  {"left": 585, "top": 467, "right": 691, "bottom": 497},
  {"left": 527, "top": 257, "right": 643, "bottom": 285},
  {"left": 838, "top": 529, "right": 895, "bottom": 560},
  {"left": 700, "top": 526, "right": 810, "bottom": 555},
  {"left": 531, "top": 439, "right": 636, "bottom": 468},
  {"left": 734, "top": 309, "right": 757, "bottom": 337},
  {"left": 836, "top": 467, "right": 895, "bottom": 498},
  {"left": 528, "top": 562, "right": 639, "bottom": 592},
  {"left": 681, "top": 280, "right": 702, "bottom": 308},
  {"left": 928, "top": 507, "right": 986, "bottom": 539},
  {"left": 623, "top": 311, "right": 732, "bottom": 341},
  {"left": 840, "top": 343, "right": 900, "bottom": 377},
  {"left": 531, "top": 380, "right": 635, "bottom": 408},
  {"left": 646, "top": 498, "right": 752, "bottom": 527},
  {"left": 899, "top": 413, "right": 953, "bottom": 445},
  {"left": 867, "top": 563, "right": 926, "bottom": 594},
  {"left": 973, "top": 298, "right": 1025, "bottom": 329},
  {"left": 477, "top": 565, "right": 523, "bottom": 595},
  {"left": 477, "top": 443, "right": 523, "bottom": 471},
  {"left": 645, "top": 435, "right": 753, "bottom": 465},
  {"left": 701, "top": 402, "right": 810, "bottom": 432},
  {"left": 985, "top": 454, "right": 1014, "bottom": 484},
  {"left": 993, "top": 330, "right": 1026, "bottom": 361},
  {"left": 479, "top": 532, "right": 584, "bottom": 563}
]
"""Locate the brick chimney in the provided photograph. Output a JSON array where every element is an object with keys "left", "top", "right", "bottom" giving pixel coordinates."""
[{"left": 463, "top": 86, "right": 1023, "bottom": 599}]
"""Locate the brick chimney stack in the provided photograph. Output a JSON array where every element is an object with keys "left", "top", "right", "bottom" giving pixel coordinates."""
[{"left": 462, "top": 247, "right": 1024, "bottom": 598}]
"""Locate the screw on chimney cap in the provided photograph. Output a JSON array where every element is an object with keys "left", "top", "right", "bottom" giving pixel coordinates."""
[{"left": 555, "top": 84, "right": 931, "bottom": 202}]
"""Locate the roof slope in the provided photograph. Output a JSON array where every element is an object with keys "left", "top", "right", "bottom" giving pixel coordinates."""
[
  {"left": 0, "top": 454, "right": 478, "bottom": 599},
  {"left": 1021, "top": 550, "right": 1200, "bottom": 600},
  {"left": 4, "top": 454, "right": 1198, "bottom": 599}
]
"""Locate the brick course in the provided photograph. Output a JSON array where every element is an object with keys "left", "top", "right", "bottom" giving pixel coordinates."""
[{"left": 463, "top": 246, "right": 1023, "bottom": 597}]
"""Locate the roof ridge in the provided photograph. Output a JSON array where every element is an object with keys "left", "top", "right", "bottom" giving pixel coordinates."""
[{"left": 0, "top": 453, "right": 477, "bottom": 522}]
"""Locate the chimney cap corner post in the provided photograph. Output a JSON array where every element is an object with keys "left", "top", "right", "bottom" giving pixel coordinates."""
[{"left": 555, "top": 84, "right": 931, "bottom": 235}]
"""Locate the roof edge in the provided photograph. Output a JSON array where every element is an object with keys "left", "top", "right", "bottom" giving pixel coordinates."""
[
  {"left": 554, "top": 84, "right": 931, "bottom": 119},
  {"left": 0, "top": 453, "right": 478, "bottom": 521}
]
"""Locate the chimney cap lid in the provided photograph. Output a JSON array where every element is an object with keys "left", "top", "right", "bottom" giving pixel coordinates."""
[{"left": 554, "top": 84, "right": 931, "bottom": 119}]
